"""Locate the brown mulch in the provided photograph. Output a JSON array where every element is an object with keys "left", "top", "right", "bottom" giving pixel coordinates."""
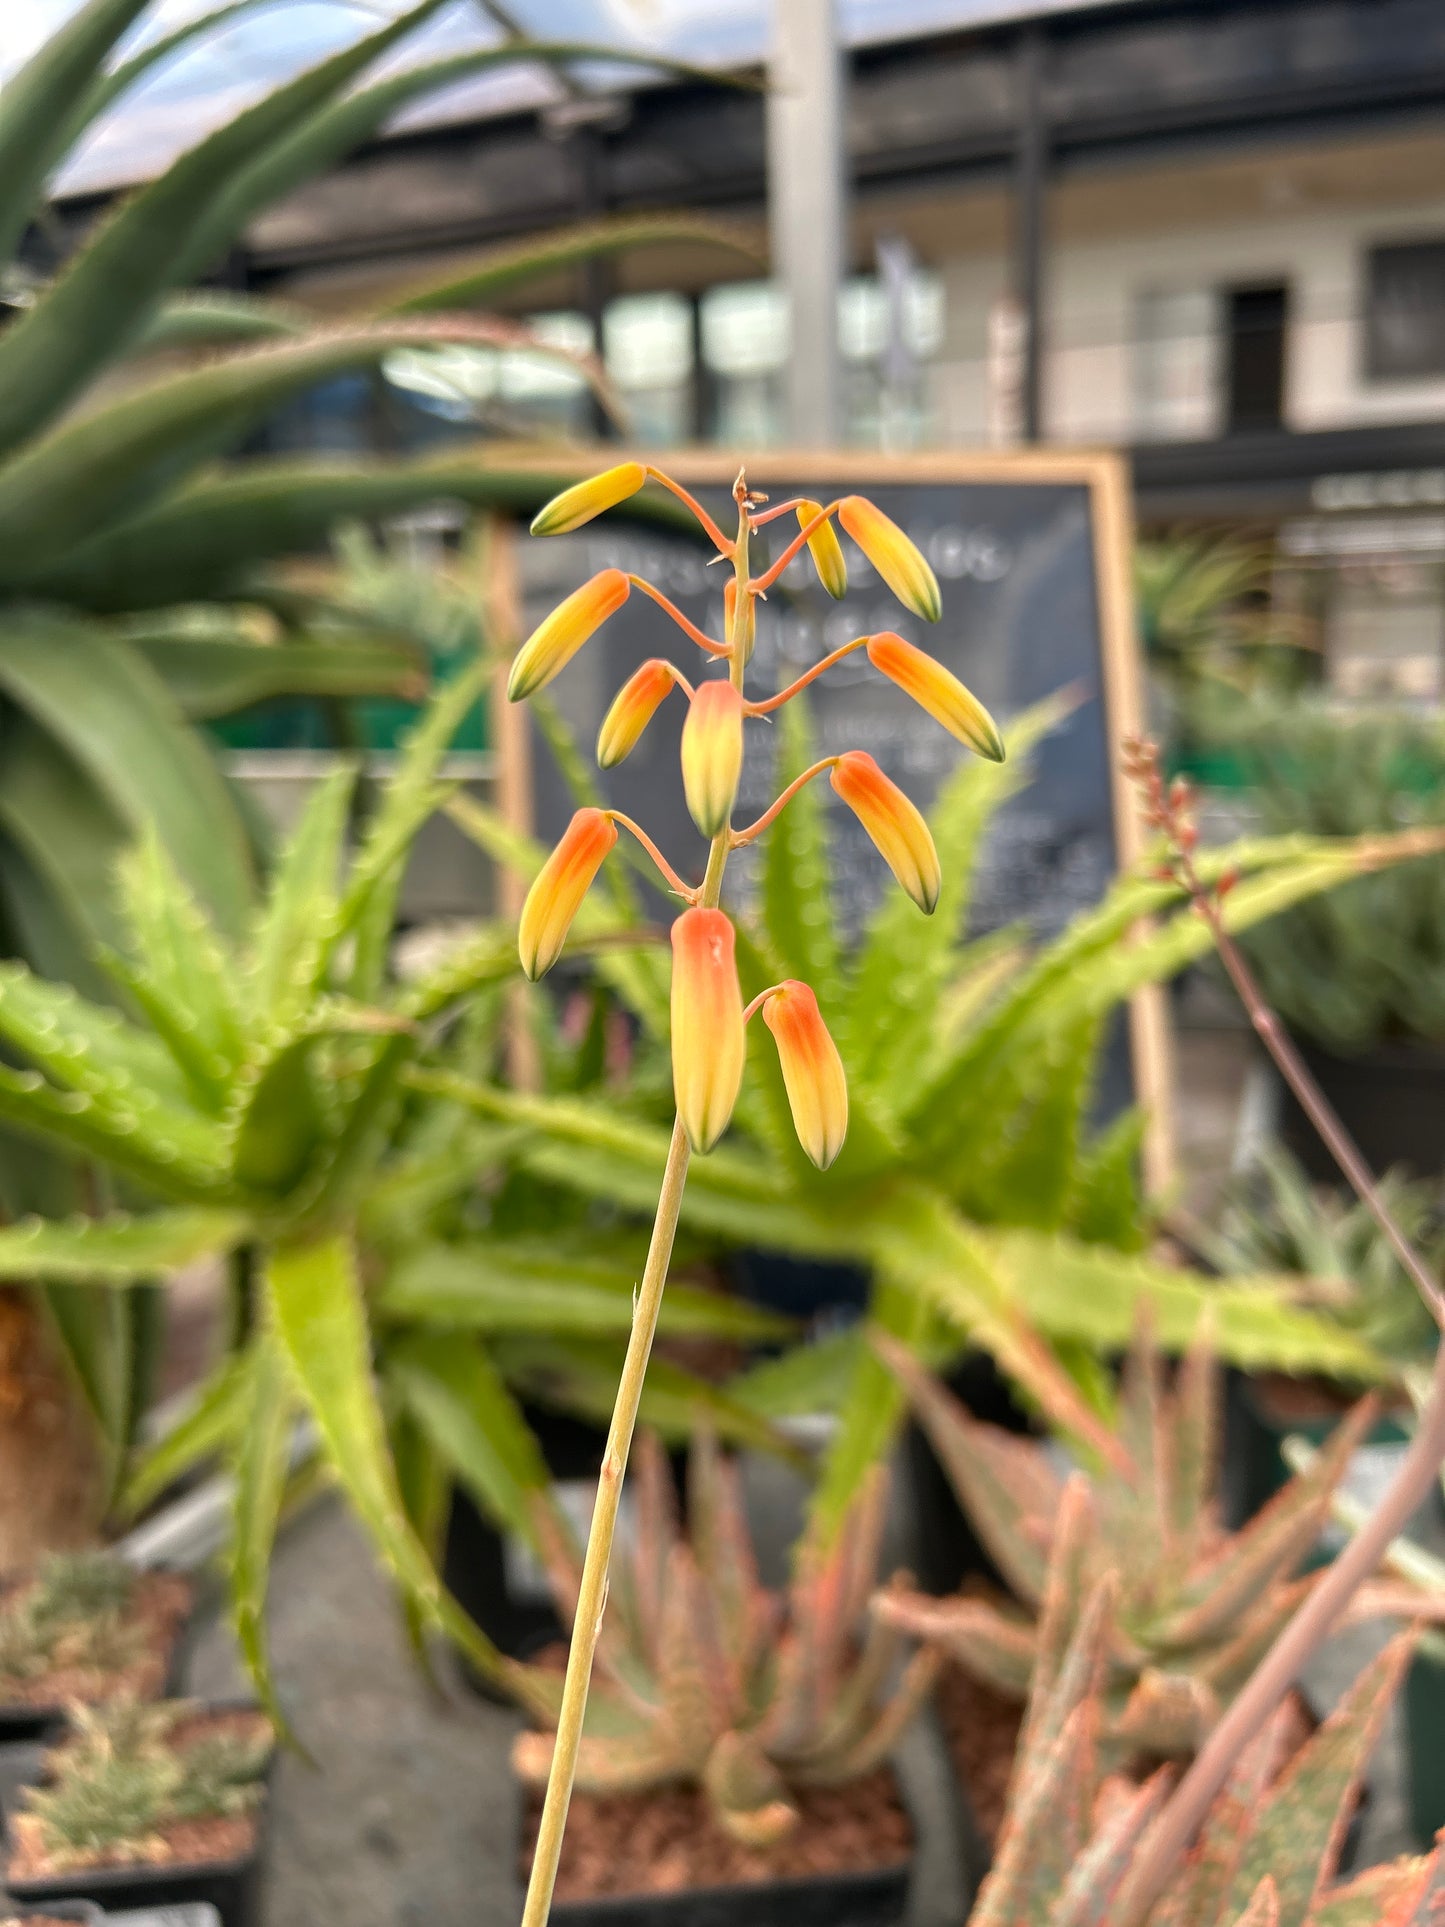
[
  {"left": 6, "top": 1708, "right": 270, "bottom": 1884},
  {"left": 0, "top": 1570, "right": 194, "bottom": 1711},
  {"left": 520, "top": 1769, "right": 913, "bottom": 1901}
]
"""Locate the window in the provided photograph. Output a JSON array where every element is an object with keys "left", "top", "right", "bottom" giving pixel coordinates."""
[
  {"left": 1224, "top": 283, "right": 1288, "bottom": 433},
  {"left": 1366, "top": 239, "right": 1445, "bottom": 381}
]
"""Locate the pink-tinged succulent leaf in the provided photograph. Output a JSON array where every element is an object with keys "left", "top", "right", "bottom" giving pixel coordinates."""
[
  {"left": 1111, "top": 1665, "right": 1219, "bottom": 1758},
  {"left": 530, "top": 461, "right": 646, "bottom": 536},
  {"left": 518, "top": 807, "right": 618, "bottom": 980},
  {"left": 1147, "top": 1702, "right": 1294, "bottom": 1927},
  {"left": 872, "top": 1329, "right": 1061, "bottom": 1606},
  {"left": 793, "top": 1646, "right": 941, "bottom": 1787},
  {"left": 702, "top": 1731, "right": 798, "bottom": 1846},
  {"left": 1007, "top": 1572, "right": 1115, "bottom": 1823},
  {"left": 1229, "top": 1880, "right": 1282, "bottom": 1927},
  {"left": 874, "top": 1587, "right": 1039, "bottom": 1701},
  {"left": 657, "top": 1544, "right": 731, "bottom": 1769},
  {"left": 512, "top": 1726, "right": 678, "bottom": 1793},
  {"left": 1050, "top": 1767, "right": 1172, "bottom": 1927},
  {"left": 627, "top": 1431, "right": 679, "bottom": 1669},
  {"left": 669, "top": 907, "right": 746, "bottom": 1153},
  {"left": 795, "top": 500, "right": 848, "bottom": 599},
  {"left": 1197, "top": 1576, "right": 1313, "bottom": 1700},
  {"left": 1311, "top": 1848, "right": 1445, "bottom": 1927},
  {"left": 1166, "top": 1318, "right": 1222, "bottom": 1563},
  {"left": 688, "top": 1430, "right": 763, "bottom": 1691},
  {"left": 508, "top": 567, "right": 630, "bottom": 700},
  {"left": 1220, "top": 1631, "right": 1417, "bottom": 1927},
  {"left": 837, "top": 497, "right": 941, "bottom": 622},
  {"left": 836, "top": 1460, "right": 890, "bottom": 1633},
  {"left": 975, "top": 1697, "right": 1102, "bottom": 1927},
  {"left": 1023, "top": 1475, "right": 1097, "bottom": 1749},
  {"left": 680, "top": 677, "right": 744, "bottom": 836},
  {"left": 1155, "top": 1395, "right": 1378, "bottom": 1648}
]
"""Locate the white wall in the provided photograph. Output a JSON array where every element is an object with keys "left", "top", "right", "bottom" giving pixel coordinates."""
[{"left": 923, "top": 190, "right": 1445, "bottom": 444}]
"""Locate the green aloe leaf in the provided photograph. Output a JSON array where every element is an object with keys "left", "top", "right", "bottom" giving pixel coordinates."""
[
  {"left": 129, "top": 628, "right": 422, "bottom": 719},
  {"left": 0, "top": 1208, "right": 245, "bottom": 1282},
  {"left": 0, "top": 0, "right": 454, "bottom": 456},
  {"left": 760, "top": 695, "right": 841, "bottom": 1006},
  {"left": 226, "top": 1335, "right": 297, "bottom": 1738},
  {"left": 0, "top": 623, "right": 254, "bottom": 936},
  {"left": 387, "top": 1331, "right": 550, "bottom": 1547},
  {"left": 122, "top": 1349, "right": 254, "bottom": 1516},
  {"left": 246, "top": 764, "right": 354, "bottom": 1031},
  {"left": 0, "top": 0, "right": 152, "bottom": 270},
  {"left": 0, "top": 1060, "right": 231, "bottom": 1202},
  {"left": 35, "top": 1280, "right": 144, "bottom": 1486},
  {"left": 126, "top": 289, "right": 308, "bottom": 358},
  {"left": 71, "top": 1, "right": 288, "bottom": 150},
  {"left": 0, "top": 954, "right": 194, "bottom": 1112},
  {"left": 115, "top": 828, "right": 243, "bottom": 1077},
  {"left": 264, "top": 1231, "right": 514, "bottom": 1687},
  {"left": 40, "top": 453, "right": 685, "bottom": 614}
]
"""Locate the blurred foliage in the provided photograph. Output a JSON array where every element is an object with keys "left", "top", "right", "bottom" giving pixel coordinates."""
[{"left": 1136, "top": 529, "right": 1311, "bottom": 720}]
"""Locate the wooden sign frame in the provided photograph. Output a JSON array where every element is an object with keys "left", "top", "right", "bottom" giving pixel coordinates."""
[{"left": 485, "top": 445, "right": 1174, "bottom": 1190}]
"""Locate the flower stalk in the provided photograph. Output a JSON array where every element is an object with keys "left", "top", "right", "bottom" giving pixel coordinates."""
[{"left": 512, "top": 463, "right": 1000, "bottom": 1927}]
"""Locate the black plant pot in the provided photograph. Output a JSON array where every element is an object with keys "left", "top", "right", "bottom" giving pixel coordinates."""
[
  {"left": 727, "top": 1251, "right": 871, "bottom": 1320},
  {"left": 547, "top": 1856, "right": 912, "bottom": 1927},
  {"left": 901, "top": 1351, "right": 1039, "bottom": 1598},
  {"left": 3, "top": 1704, "right": 272, "bottom": 1927},
  {"left": 0, "top": 1570, "right": 197, "bottom": 1744},
  {"left": 1275, "top": 1037, "right": 1445, "bottom": 1183},
  {"left": 1405, "top": 1645, "right": 1445, "bottom": 1851}
]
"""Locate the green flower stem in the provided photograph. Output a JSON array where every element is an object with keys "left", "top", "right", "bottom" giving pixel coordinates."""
[{"left": 519, "top": 477, "right": 753, "bottom": 1927}]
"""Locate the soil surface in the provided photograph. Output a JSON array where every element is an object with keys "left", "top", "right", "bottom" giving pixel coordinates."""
[
  {"left": 6, "top": 1707, "right": 270, "bottom": 1883},
  {"left": 0, "top": 1570, "right": 193, "bottom": 1712},
  {"left": 520, "top": 1769, "right": 912, "bottom": 1901}
]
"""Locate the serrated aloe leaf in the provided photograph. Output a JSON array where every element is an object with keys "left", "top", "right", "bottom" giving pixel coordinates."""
[
  {"left": 0, "top": 0, "right": 151, "bottom": 269},
  {"left": 66, "top": 2, "right": 286, "bottom": 156},
  {"left": 246, "top": 764, "right": 354, "bottom": 1031},
  {"left": 728, "top": 1329, "right": 863, "bottom": 1419},
  {"left": 126, "top": 290, "right": 308, "bottom": 360},
  {"left": 121, "top": 1349, "right": 254, "bottom": 1517},
  {"left": 95, "top": 946, "right": 233, "bottom": 1113},
  {"left": 875, "top": 1589, "right": 1037, "bottom": 1698},
  {"left": 1223, "top": 1632, "right": 1415, "bottom": 1927},
  {"left": 115, "top": 827, "right": 242, "bottom": 1075},
  {"left": 0, "top": 1058, "right": 230, "bottom": 1202},
  {"left": 1051, "top": 1767, "right": 1171, "bottom": 1927},
  {"left": 1311, "top": 1850, "right": 1445, "bottom": 1927},
  {"left": 0, "top": 624, "right": 254, "bottom": 936},
  {"left": 387, "top": 1331, "right": 551, "bottom": 1548},
  {"left": 0, "top": 955, "right": 192, "bottom": 1111},
  {"left": 264, "top": 1232, "right": 525, "bottom": 1698},
  {"left": 0, "top": 1207, "right": 243, "bottom": 1282},
  {"left": 0, "top": 0, "right": 454, "bottom": 457},
  {"left": 225, "top": 1336, "right": 297, "bottom": 1741}
]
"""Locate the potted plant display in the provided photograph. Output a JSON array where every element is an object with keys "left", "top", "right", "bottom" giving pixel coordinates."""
[
  {"left": 1211, "top": 702, "right": 1445, "bottom": 1179},
  {"left": 4, "top": 1698, "right": 273, "bottom": 1927},
  {"left": 0, "top": 1555, "right": 193, "bottom": 1743},
  {"left": 510, "top": 1431, "right": 942, "bottom": 1927}
]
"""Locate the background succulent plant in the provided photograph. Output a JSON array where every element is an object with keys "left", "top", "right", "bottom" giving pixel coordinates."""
[
  {"left": 511, "top": 1432, "right": 937, "bottom": 1847},
  {"left": 874, "top": 1325, "right": 1377, "bottom": 1759}
]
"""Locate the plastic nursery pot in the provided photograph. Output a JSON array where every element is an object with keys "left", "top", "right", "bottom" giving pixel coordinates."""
[
  {"left": 1221, "top": 1370, "right": 1409, "bottom": 1540},
  {"left": 2, "top": 1703, "right": 273, "bottom": 1927},
  {"left": 727, "top": 1250, "right": 871, "bottom": 1319},
  {"left": 901, "top": 1350, "right": 1040, "bottom": 1598},
  {"left": 0, "top": 1568, "right": 197, "bottom": 1745},
  {"left": 1405, "top": 1643, "right": 1445, "bottom": 1851},
  {"left": 1274, "top": 1037, "right": 1445, "bottom": 1185}
]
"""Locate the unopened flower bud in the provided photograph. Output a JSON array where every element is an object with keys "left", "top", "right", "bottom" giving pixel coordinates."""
[
  {"left": 508, "top": 569, "right": 630, "bottom": 701},
  {"left": 831, "top": 751, "right": 941, "bottom": 914},
  {"left": 838, "top": 497, "right": 941, "bottom": 622},
  {"left": 671, "top": 908, "right": 745, "bottom": 1152},
  {"left": 530, "top": 462, "right": 646, "bottom": 536},
  {"left": 681, "top": 679, "right": 744, "bottom": 837},
  {"left": 518, "top": 809, "right": 617, "bottom": 980},
  {"left": 762, "top": 981, "right": 848, "bottom": 1170}
]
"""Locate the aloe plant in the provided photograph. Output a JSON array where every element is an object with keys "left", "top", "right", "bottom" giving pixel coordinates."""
[
  {"left": 873, "top": 1323, "right": 1381, "bottom": 1759},
  {"left": 512, "top": 1431, "right": 936, "bottom": 1847},
  {"left": 974, "top": 1566, "right": 1434, "bottom": 1927},
  {"left": 0, "top": 662, "right": 794, "bottom": 1723},
  {"left": 439, "top": 692, "right": 1435, "bottom": 1538},
  {"left": 0, "top": 0, "right": 752, "bottom": 1544}
]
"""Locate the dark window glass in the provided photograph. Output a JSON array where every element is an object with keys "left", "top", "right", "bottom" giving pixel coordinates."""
[
  {"left": 1366, "top": 240, "right": 1445, "bottom": 381},
  {"left": 1225, "top": 283, "right": 1288, "bottom": 433}
]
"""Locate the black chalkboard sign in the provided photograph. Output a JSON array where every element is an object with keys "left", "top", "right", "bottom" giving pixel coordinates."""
[{"left": 501, "top": 451, "right": 1168, "bottom": 1179}]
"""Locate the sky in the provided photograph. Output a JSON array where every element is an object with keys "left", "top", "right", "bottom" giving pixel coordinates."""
[{"left": 0, "top": 0, "right": 1125, "bottom": 196}]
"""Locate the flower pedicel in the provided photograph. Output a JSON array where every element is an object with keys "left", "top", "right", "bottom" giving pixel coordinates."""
[{"left": 509, "top": 461, "right": 1002, "bottom": 1927}]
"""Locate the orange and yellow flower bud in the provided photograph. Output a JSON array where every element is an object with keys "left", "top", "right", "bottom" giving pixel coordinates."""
[
  {"left": 724, "top": 579, "right": 756, "bottom": 662},
  {"left": 796, "top": 501, "right": 847, "bottom": 600},
  {"left": 508, "top": 568, "right": 630, "bottom": 702},
  {"left": 670, "top": 908, "right": 745, "bottom": 1152},
  {"left": 680, "top": 679, "right": 744, "bottom": 837},
  {"left": 530, "top": 462, "right": 647, "bottom": 537},
  {"left": 837, "top": 497, "right": 941, "bottom": 623},
  {"left": 518, "top": 808, "right": 617, "bottom": 980},
  {"left": 762, "top": 981, "right": 848, "bottom": 1170},
  {"left": 866, "top": 632, "right": 1005, "bottom": 762},
  {"left": 597, "top": 659, "right": 677, "bottom": 768},
  {"left": 830, "top": 750, "right": 941, "bottom": 914}
]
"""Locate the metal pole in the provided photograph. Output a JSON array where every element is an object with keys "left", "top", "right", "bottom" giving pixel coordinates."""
[
  {"left": 1015, "top": 23, "right": 1047, "bottom": 444},
  {"left": 767, "top": 0, "right": 846, "bottom": 446}
]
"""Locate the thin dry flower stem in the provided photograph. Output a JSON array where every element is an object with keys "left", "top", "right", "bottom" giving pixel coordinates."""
[
  {"left": 628, "top": 576, "right": 731, "bottom": 656},
  {"left": 607, "top": 812, "right": 698, "bottom": 901},
  {"left": 1116, "top": 831, "right": 1445, "bottom": 1926},
  {"left": 644, "top": 466, "right": 734, "bottom": 555},
  {"left": 745, "top": 637, "right": 871, "bottom": 715},
  {"left": 750, "top": 501, "right": 844, "bottom": 594},
  {"left": 729, "top": 758, "right": 839, "bottom": 847},
  {"left": 519, "top": 477, "right": 753, "bottom": 1927}
]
